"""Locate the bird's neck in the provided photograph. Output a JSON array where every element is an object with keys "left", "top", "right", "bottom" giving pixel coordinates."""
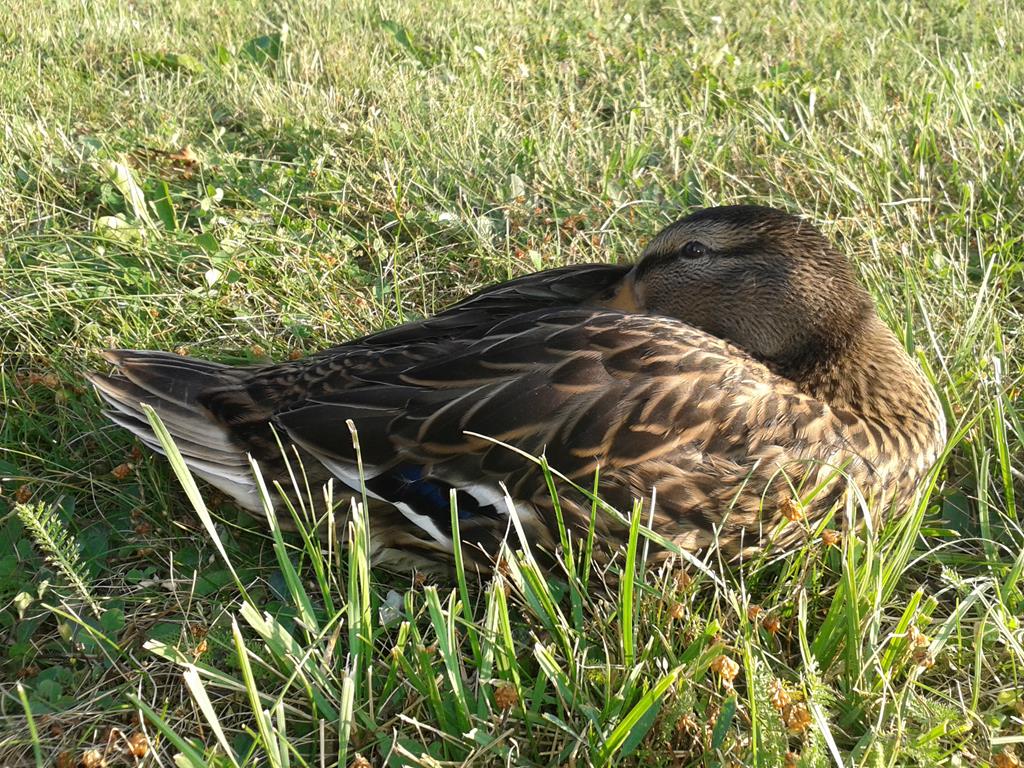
[{"left": 793, "top": 316, "right": 946, "bottom": 458}]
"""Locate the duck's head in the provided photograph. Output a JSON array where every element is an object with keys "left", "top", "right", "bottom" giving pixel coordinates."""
[{"left": 612, "top": 205, "right": 876, "bottom": 380}]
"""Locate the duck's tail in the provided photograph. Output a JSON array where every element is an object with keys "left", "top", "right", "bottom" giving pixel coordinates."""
[{"left": 87, "top": 350, "right": 262, "bottom": 510}]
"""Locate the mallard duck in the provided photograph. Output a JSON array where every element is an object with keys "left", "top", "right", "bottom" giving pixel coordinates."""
[{"left": 88, "top": 205, "right": 946, "bottom": 571}]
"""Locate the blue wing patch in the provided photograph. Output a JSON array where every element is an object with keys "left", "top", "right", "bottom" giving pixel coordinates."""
[{"left": 367, "top": 464, "right": 501, "bottom": 529}]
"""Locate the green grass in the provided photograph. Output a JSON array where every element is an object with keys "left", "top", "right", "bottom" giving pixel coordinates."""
[{"left": 1, "top": 0, "right": 1022, "bottom": 764}]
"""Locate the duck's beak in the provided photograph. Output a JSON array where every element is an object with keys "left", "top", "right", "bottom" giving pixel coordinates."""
[{"left": 596, "top": 267, "right": 641, "bottom": 312}]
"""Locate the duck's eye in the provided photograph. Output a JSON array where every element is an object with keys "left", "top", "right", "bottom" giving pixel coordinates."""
[{"left": 680, "top": 241, "right": 709, "bottom": 259}]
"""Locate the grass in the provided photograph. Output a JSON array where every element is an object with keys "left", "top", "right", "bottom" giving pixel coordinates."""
[{"left": 1, "top": 0, "right": 1022, "bottom": 764}]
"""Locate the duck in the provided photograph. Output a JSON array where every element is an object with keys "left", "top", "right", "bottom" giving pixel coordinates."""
[{"left": 88, "top": 205, "right": 947, "bottom": 572}]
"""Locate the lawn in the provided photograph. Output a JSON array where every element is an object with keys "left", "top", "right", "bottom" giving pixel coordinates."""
[{"left": 1, "top": 0, "right": 1022, "bottom": 765}]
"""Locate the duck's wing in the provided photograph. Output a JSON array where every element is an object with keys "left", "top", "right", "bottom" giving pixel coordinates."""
[
  {"left": 91, "top": 307, "right": 857, "bottom": 567},
  {"left": 269, "top": 308, "right": 853, "bottom": 563},
  {"left": 335, "top": 263, "right": 632, "bottom": 347}
]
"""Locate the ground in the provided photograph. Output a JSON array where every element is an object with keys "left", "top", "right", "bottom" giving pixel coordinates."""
[{"left": 1, "top": 0, "right": 1022, "bottom": 765}]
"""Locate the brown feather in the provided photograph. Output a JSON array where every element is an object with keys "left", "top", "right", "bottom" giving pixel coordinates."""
[{"left": 88, "top": 206, "right": 946, "bottom": 572}]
